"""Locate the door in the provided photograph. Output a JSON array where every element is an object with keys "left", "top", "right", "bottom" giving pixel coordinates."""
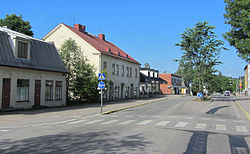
[
  {"left": 34, "top": 80, "right": 41, "bottom": 106},
  {"left": 2, "top": 78, "right": 11, "bottom": 109}
]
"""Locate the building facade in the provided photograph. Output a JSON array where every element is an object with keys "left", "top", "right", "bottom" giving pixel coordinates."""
[
  {"left": 43, "top": 23, "right": 140, "bottom": 101},
  {"left": 140, "top": 68, "right": 160, "bottom": 95},
  {"left": 159, "top": 74, "right": 184, "bottom": 95},
  {"left": 244, "top": 63, "right": 250, "bottom": 96},
  {"left": 0, "top": 27, "right": 68, "bottom": 110}
]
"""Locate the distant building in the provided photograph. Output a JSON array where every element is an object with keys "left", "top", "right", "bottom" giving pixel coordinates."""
[
  {"left": 0, "top": 27, "right": 68, "bottom": 110},
  {"left": 244, "top": 63, "right": 250, "bottom": 96},
  {"left": 159, "top": 74, "right": 185, "bottom": 95},
  {"left": 43, "top": 23, "right": 140, "bottom": 101},
  {"left": 140, "top": 68, "right": 161, "bottom": 95}
]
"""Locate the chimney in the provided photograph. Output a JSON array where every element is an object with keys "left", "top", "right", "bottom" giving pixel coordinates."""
[
  {"left": 74, "top": 24, "right": 85, "bottom": 33},
  {"left": 98, "top": 34, "right": 105, "bottom": 41}
]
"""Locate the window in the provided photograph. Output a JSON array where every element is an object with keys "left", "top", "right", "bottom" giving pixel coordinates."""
[
  {"left": 116, "top": 64, "right": 119, "bottom": 75},
  {"left": 103, "top": 61, "right": 107, "bottom": 70},
  {"left": 122, "top": 66, "right": 124, "bottom": 76},
  {"left": 135, "top": 68, "right": 138, "bottom": 78},
  {"left": 112, "top": 64, "right": 115, "bottom": 75},
  {"left": 17, "top": 41, "right": 28, "bottom": 59},
  {"left": 126, "top": 67, "right": 129, "bottom": 77},
  {"left": 115, "top": 86, "right": 120, "bottom": 99},
  {"left": 45, "top": 80, "right": 53, "bottom": 101},
  {"left": 55, "top": 81, "right": 62, "bottom": 100},
  {"left": 16, "top": 79, "right": 29, "bottom": 102},
  {"left": 130, "top": 67, "right": 132, "bottom": 77}
]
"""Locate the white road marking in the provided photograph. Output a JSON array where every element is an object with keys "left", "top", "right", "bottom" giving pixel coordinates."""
[
  {"left": 200, "top": 118, "right": 209, "bottom": 120},
  {"left": 84, "top": 119, "right": 103, "bottom": 124},
  {"left": 119, "top": 120, "right": 136, "bottom": 125},
  {"left": 140, "top": 115, "right": 147, "bottom": 118},
  {"left": 52, "top": 115, "right": 60, "bottom": 118},
  {"left": 169, "top": 116, "right": 177, "bottom": 118},
  {"left": 216, "top": 124, "right": 227, "bottom": 131},
  {"left": 68, "top": 116, "right": 81, "bottom": 118},
  {"left": 236, "top": 126, "right": 248, "bottom": 132},
  {"left": 155, "top": 121, "right": 170, "bottom": 126},
  {"left": 67, "top": 119, "right": 89, "bottom": 125},
  {"left": 154, "top": 116, "right": 161, "bottom": 118},
  {"left": 217, "top": 119, "right": 226, "bottom": 122},
  {"left": 195, "top": 123, "right": 207, "bottom": 129},
  {"left": 175, "top": 122, "right": 188, "bottom": 128},
  {"left": 184, "top": 117, "right": 194, "bottom": 119},
  {"left": 0, "top": 130, "right": 10, "bottom": 132},
  {"left": 101, "top": 120, "right": 119, "bottom": 125},
  {"left": 234, "top": 120, "right": 243, "bottom": 123},
  {"left": 137, "top": 120, "right": 153, "bottom": 125}
]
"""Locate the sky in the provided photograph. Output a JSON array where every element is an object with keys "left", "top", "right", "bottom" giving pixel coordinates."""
[{"left": 0, "top": 0, "right": 247, "bottom": 77}]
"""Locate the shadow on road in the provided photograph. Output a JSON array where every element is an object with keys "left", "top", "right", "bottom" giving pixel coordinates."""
[
  {"left": 0, "top": 131, "right": 151, "bottom": 153},
  {"left": 206, "top": 105, "right": 230, "bottom": 114}
]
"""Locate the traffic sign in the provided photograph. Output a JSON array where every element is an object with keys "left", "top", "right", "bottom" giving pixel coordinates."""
[
  {"left": 98, "top": 81, "right": 105, "bottom": 89},
  {"left": 197, "top": 92, "right": 203, "bottom": 98},
  {"left": 98, "top": 73, "right": 105, "bottom": 80}
]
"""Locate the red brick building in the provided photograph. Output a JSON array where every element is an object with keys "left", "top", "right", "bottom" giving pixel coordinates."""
[{"left": 159, "top": 74, "right": 183, "bottom": 95}]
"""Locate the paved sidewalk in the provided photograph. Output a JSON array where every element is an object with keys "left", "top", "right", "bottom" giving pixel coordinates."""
[
  {"left": 0, "top": 95, "right": 173, "bottom": 127},
  {"left": 234, "top": 96, "right": 250, "bottom": 120}
]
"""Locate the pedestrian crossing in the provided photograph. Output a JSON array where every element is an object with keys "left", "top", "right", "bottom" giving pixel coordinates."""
[{"left": 63, "top": 116, "right": 249, "bottom": 134}]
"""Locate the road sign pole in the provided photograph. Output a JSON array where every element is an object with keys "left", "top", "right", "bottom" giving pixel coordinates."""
[{"left": 101, "top": 88, "right": 103, "bottom": 114}]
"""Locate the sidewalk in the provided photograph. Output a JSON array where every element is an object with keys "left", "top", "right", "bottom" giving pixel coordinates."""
[
  {"left": 0, "top": 95, "right": 172, "bottom": 126},
  {"left": 234, "top": 96, "right": 250, "bottom": 120}
]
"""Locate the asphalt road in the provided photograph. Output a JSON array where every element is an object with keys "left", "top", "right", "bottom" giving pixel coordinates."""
[{"left": 0, "top": 95, "right": 249, "bottom": 154}]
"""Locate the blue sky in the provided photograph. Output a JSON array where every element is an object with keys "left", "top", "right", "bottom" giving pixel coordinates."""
[{"left": 1, "top": 0, "right": 247, "bottom": 77}]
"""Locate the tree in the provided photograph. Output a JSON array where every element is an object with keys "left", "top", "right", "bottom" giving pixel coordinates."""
[
  {"left": 144, "top": 63, "right": 150, "bottom": 68},
  {"left": 0, "top": 14, "right": 34, "bottom": 36},
  {"left": 175, "top": 21, "right": 227, "bottom": 94},
  {"left": 224, "top": 0, "right": 250, "bottom": 61},
  {"left": 59, "top": 38, "right": 98, "bottom": 103}
]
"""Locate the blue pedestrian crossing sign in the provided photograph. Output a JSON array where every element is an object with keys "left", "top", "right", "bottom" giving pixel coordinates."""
[
  {"left": 98, "top": 81, "right": 105, "bottom": 89},
  {"left": 98, "top": 73, "right": 105, "bottom": 80},
  {"left": 197, "top": 92, "right": 203, "bottom": 98}
]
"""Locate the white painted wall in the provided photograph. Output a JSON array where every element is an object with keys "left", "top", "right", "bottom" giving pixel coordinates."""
[{"left": 0, "top": 66, "right": 67, "bottom": 109}]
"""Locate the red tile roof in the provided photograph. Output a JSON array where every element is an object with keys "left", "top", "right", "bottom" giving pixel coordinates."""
[{"left": 62, "top": 23, "right": 140, "bottom": 65}]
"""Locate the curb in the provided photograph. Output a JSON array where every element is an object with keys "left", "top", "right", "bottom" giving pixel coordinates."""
[
  {"left": 235, "top": 101, "right": 250, "bottom": 120},
  {"left": 102, "top": 98, "right": 168, "bottom": 115}
]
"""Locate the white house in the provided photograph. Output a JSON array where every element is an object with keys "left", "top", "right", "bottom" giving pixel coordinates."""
[
  {"left": 43, "top": 23, "right": 140, "bottom": 101},
  {"left": 0, "top": 27, "right": 68, "bottom": 110},
  {"left": 140, "top": 67, "right": 160, "bottom": 95}
]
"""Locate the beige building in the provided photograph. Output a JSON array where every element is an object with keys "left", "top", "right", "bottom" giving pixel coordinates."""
[
  {"left": 43, "top": 23, "right": 140, "bottom": 101},
  {"left": 244, "top": 63, "right": 250, "bottom": 95},
  {"left": 0, "top": 27, "right": 68, "bottom": 110}
]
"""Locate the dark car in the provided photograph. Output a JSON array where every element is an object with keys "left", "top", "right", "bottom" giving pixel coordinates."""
[{"left": 224, "top": 91, "right": 230, "bottom": 96}]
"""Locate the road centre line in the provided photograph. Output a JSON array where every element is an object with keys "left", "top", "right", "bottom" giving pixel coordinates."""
[{"left": 235, "top": 101, "right": 250, "bottom": 120}]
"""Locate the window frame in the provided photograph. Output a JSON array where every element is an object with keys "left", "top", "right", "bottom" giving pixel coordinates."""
[
  {"left": 55, "top": 81, "right": 63, "bottom": 100},
  {"left": 15, "top": 38, "right": 31, "bottom": 60},
  {"left": 45, "top": 80, "right": 54, "bottom": 101}
]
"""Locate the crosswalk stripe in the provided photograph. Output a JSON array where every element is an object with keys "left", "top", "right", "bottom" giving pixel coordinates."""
[
  {"left": 119, "top": 120, "right": 136, "bottom": 125},
  {"left": 67, "top": 119, "right": 88, "bottom": 125},
  {"left": 155, "top": 121, "right": 170, "bottom": 126},
  {"left": 216, "top": 124, "right": 227, "bottom": 131},
  {"left": 195, "top": 123, "right": 207, "bottom": 129},
  {"left": 175, "top": 122, "right": 188, "bottom": 128},
  {"left": 234, "top": 120, "right": 243, "bottom": 123},
  {"left": 236, "top": 126, "right": 248, "bottom": 132},
  {"left": 201, "top": 118, "right": 209, "bottom": 120},
  {"left": 137, "top": 120, "right": 153, "bottom": 125},
  {"left": 184, "top": 117, "right": 194, "bottom": 119},
  {"left": 84, "top": 119, "right": 103, "bottom": 124},
  {"left": 217, "top": 119, "right": 226, "bottom": 122},
  {"left": 169, "top": 116, "right": 177, "bottom": 118},
  {"left": 101, "top": 120, "right": 119, "bottom": 125}
]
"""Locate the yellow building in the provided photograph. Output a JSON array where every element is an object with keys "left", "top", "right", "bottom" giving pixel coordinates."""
[{"left": 244, "top": 63, "right": 250, "bottom": 96}]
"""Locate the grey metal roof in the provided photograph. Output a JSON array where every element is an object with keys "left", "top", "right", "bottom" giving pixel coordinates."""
[{"left": 0, "top": 31, "right": 68, "bottom": 73}]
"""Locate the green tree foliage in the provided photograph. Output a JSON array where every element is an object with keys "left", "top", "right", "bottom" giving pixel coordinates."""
[
  {"left": 0, "top": 14, "right": 34, "bottom": 36},
  {"left": 224, "top": 0, "right": 250, "bottom": 61},
  {"left": 209, "top": 73, "right": 234, "bottom": 93},
  {"left": 59, "top": 38, "right": 98, "bottom": 103},
  {"left": 175, "top": 21, "right": 227, "bottom": 93}
]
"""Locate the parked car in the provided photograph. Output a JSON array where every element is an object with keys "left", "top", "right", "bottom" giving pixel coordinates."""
[{"left": 224, "top": 91, "right": 230, "bottom": 96}]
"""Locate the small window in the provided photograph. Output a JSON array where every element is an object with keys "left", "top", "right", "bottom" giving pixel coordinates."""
[
  {"left": 45, "top": 80, "right": 53, "bottom": 101},
  {"left": 16, "top": 79, "right": 29, "bottom": 102},
  {"left": 17, "top": 41, "right": 28, "bottom": 59},
  {"left": 55, "top": 81, "right": 62, "bottom": 100},
  {"left": 135, "top": 68, "right": 138, "bottom": 78},
  {"left": 126, "top": 67, "right": 129, "bottom": 77},
  {"left": 116, "top": 64, "right": 119, "bottom": 75},
  {"left": 130, "top": 67, "right": 132, "bottom": 77},
  {"left": 112, "top": 64, "right": 115, "bottom": 75},
  {"left": 122, "top": 66, "right": 124, "bottom": 76},
  {"left": 103, "top": 61, "right": 107, "bottom": 70}
]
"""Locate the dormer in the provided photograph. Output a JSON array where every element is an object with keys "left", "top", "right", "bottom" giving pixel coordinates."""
[{"left": 13, "top": 36, "right": 31, "bottom": 60}]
